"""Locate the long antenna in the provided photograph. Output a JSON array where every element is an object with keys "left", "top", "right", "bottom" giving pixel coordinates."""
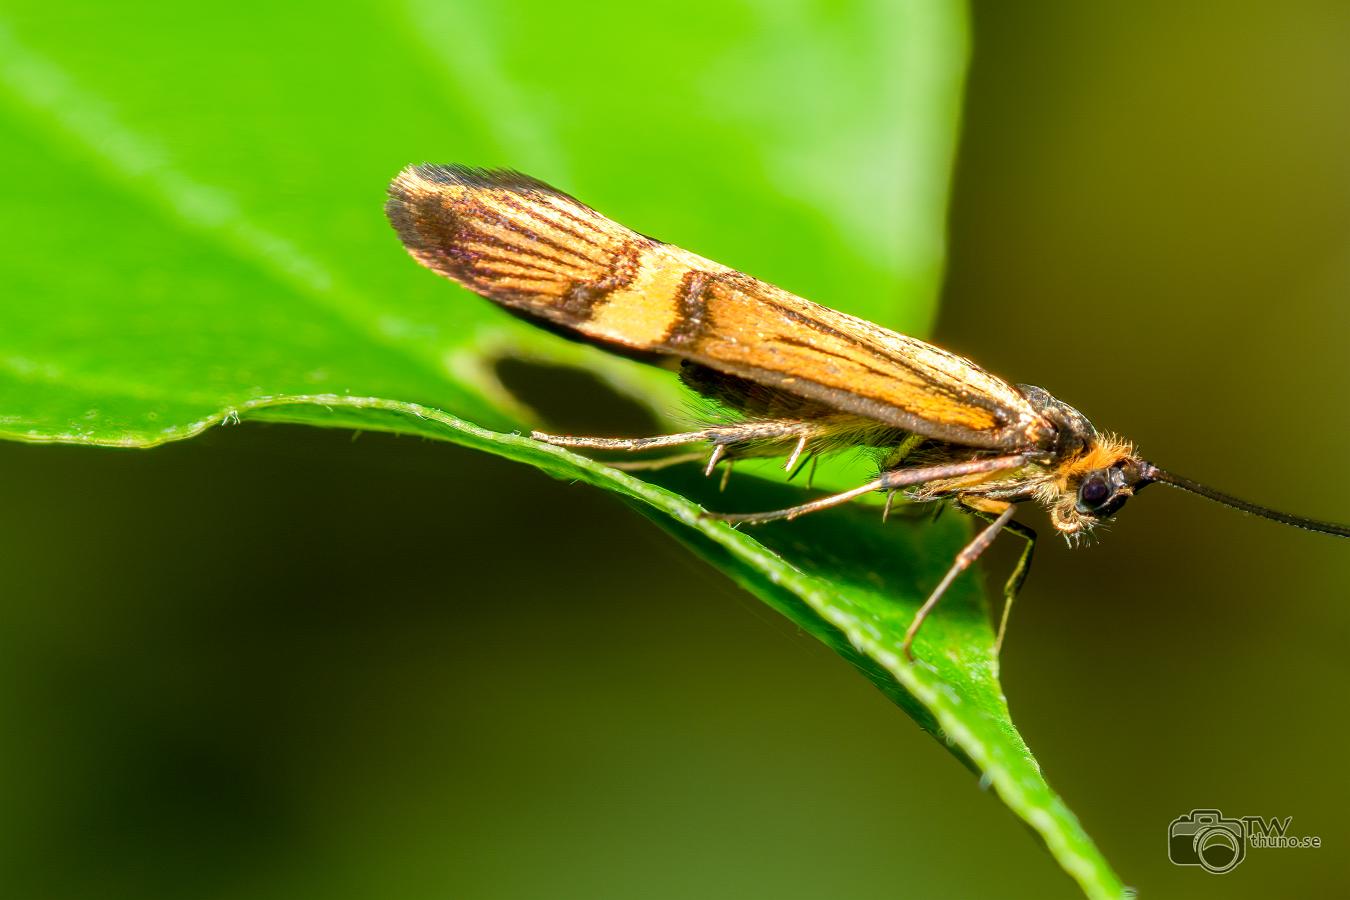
[{"left": 1139, "top": 462, "right": 1350, "bottom": 538}]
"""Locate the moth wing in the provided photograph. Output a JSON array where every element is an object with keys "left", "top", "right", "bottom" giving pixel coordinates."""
[
  {"left": 685, "top": 274, "right": 1052, "bottom": 448},
  {"left": 387, "top": 165, "right": 1051, "bottom": 450}
]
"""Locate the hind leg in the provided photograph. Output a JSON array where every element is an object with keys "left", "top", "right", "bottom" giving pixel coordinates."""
[
  {"left": 532, "top": 420, "right": 819, "bottom": 482},
  {"left": 531, "top": 420, "right": 815, "bottom": 452}
]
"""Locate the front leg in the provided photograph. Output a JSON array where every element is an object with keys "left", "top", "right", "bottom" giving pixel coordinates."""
[
  {"left": 964, "top": 502, "right": 1036, "bottom": 655},
  {"left": 903, "top": 503, "right": 1018, "bottom": 661}
]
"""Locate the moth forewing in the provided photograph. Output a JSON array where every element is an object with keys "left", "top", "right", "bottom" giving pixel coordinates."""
[{"left": 386, "top": 164, "right": 1052, "bottom": 450}]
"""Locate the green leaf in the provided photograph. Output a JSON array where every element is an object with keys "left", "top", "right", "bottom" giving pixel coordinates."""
[{"left": 0, "top": 3, "right": 1126, "bottom": 896}]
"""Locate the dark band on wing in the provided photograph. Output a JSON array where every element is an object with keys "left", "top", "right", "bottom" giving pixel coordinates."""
[
  {"left": 666, "top": 269, "right": 712, "bottom": 346},
  {"left": 559, "top": 242, "right": 644, "bottom": 318}
]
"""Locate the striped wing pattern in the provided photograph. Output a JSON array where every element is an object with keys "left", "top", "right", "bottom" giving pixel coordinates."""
[{"left": 387, "top": 165, "right": 1051, "bottom": 450}]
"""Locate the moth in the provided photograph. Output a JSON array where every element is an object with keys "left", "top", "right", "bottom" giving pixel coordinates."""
[{"left": 386, "top": 164, "right": 1349, "bottom": 660}]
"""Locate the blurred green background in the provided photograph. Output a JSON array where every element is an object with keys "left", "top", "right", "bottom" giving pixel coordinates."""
[{"left": 2, "top": 2, "right": 1348, "bottom": 899}]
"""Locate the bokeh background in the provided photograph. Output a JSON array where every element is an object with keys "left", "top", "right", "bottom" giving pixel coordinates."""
[{"left": 2, "top": 2, "right": 1348, "bottom": 898}]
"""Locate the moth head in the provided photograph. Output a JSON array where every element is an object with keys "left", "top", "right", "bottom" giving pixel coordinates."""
[{"left": 1042, "top": 440, "right": 1151, "bottom": 536}]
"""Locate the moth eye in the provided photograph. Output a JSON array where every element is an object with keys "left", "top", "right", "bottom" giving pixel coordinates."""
[{"left": 1079, "top": 475, "right": 1111, "bottom": 509}]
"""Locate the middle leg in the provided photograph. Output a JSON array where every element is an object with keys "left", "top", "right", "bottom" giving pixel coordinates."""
[{"left": 708, "top": 454, "right": 1030, "bottom": 526}]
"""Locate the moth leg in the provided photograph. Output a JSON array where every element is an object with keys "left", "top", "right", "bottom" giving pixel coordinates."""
[
  {"left": 903, "top": 503, "right": 1017, "bottom": 662},
  {"left": 962, "top": 501, "right": 1037, "bottom": 655},
  {"left": 704, "top": 442, "right": 727, "bottom": 476},
  {"left": 785, "top": 451, "right": 815, "bottom": 483},
  {"left": 531, "top": 430, "right": 716, "bottom": 452},
  {"left": 878, "top": 481, "right": 945, "bottom": 523},
  {"left": 535, "top": 420, "right": 821, "bottom": 491},
  {"left": 712, "top": 476, "right": 891, "bottom": 524},
  {"left": 881, "top": 490, "right": 931, "bottom": 523},
  {"left": 784, "top": 434, "right": 809, "bottom": 472},
  {"left": 532, "top": 420, "right": 814, "bottom": 454},
  {"left": 710, "top": 454, "right": 1029, "bottom": 526},
  {"left": 992, "top": 519, "right": 1036, "bottom": 655}
]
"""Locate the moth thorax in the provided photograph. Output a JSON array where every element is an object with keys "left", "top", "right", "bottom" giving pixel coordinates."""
[{"left": 1015, "top": 384, "right": 1097, "bottom": 458}]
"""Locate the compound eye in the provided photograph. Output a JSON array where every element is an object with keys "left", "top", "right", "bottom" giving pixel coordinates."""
[{"left": 1079, "top": 475, "right": 1111, "bottom": 510}]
